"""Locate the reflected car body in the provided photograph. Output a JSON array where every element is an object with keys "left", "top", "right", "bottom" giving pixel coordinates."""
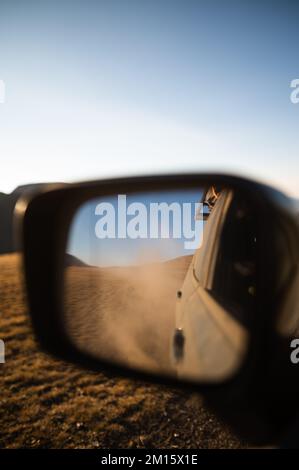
[{"left": 173, "top": 189, "right": 254, "bottom": 381}]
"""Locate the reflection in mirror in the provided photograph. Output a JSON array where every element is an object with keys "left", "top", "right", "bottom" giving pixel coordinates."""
[{"left": 64, "top": 186, "right": 256, "bottom": 383}]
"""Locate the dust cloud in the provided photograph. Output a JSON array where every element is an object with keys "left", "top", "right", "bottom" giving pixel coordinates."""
[{"left": 64, "top": 255, "right": 192, "bottom": 376}]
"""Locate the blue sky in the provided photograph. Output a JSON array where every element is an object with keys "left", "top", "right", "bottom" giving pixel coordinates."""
[
  {"left": 68, "top": 189, "right": 202, "bottom": 265},
  {"left": 0, "top": 1, "right": 298, "bottom": 195}
]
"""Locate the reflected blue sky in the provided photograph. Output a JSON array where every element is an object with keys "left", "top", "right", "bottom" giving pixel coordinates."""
[
  {"left": 68, "top": 189, "right": 202, "bottom": 265},
  {"left": 0, "top": 1, "right": 298, "bottom": 195}
]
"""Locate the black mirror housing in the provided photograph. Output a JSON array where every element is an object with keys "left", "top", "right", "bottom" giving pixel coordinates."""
[{"left": 20, "top": 173, "right": 299, "bottom": 444}]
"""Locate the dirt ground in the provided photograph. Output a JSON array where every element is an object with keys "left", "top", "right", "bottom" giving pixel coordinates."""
[{"left": 0, "top": 253, "right": 246, "bottom": 448}]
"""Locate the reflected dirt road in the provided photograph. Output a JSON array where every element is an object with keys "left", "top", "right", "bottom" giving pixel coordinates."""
[{"left": 64, "top": 256, "right": 192, "bottom": 374}]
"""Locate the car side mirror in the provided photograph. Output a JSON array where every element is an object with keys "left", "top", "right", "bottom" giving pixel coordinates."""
[{"left": 20, "top": 174, "right": 299, "bottom": 444}]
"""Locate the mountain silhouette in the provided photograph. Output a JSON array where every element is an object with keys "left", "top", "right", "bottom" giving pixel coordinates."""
[{"left": 65, "top": 253, "right": 89, "bottom": 267}]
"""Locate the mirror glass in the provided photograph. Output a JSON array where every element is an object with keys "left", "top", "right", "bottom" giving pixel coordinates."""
[{"left": 64, "top": 185, "right": 257, "bottom": 383}]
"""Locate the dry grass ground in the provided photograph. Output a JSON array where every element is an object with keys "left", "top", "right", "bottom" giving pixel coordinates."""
[{"left": 0, "top": 253, "right": 246, "bottom": 448}]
